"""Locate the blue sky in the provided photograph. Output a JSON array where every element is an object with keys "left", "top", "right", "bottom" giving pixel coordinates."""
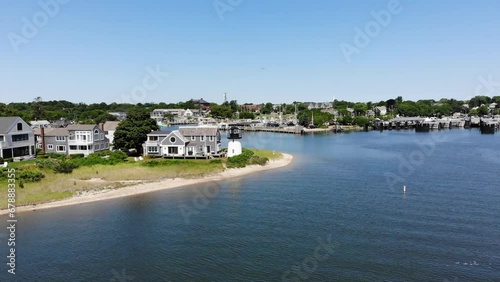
[{"left": 1, "top": 0, "right": 500, "bottom": 104}]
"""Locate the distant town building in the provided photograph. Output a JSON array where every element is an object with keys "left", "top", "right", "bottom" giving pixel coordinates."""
[
  {"left": 30, "top": 120, "right": 51, "bottom": 129},
  {"left": 191, "top": 98, "right": 211, "bottom": 111},
  {"left": 108, "top": 112, "right": 127, "bottom": 121},
  {"left": 151, "top": 109, "right": 187, "bottom": 122},
  {"left": 0, "top": 117, "right": 36, "bottom": 160},
  {"left": 305, "top": 102, "right": 333, "bottom": 110},
  {"left": 241, "top": 104, "right": 264, "bottom": 112},
  {"left": 375, "top": 106, "right": 387, "bottom": 116}
]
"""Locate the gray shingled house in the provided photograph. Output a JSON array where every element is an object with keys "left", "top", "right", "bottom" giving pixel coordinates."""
[
  {"left": 143, "top": 126, "right": 221, "bottom": 157},
  {"left": 35, "top": 124, "right": 109, "bottom": 156},
  {"left": 0, "top": 117, "right": 36, "bottom": 160}
]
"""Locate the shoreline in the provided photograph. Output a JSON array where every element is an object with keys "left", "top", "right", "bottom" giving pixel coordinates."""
[{"left": 0, "top": 153, "right": 293, "bottom": 215}]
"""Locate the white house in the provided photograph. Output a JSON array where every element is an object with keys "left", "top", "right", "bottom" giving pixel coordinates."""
[
  {"left": 0, "top": 117, "right": 36, "bottom": 160},
  {"left": 102, "top": 121, "right": 120, "bottom": 146},
  {"left": 375, "top": 106, "right": 388, "bottom": 116}
]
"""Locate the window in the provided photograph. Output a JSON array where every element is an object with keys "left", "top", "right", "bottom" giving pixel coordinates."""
[
  {"left": 70, "top": 145, "right": 77, "bottom": 150},
  {"left": 209, "top": 136, "right": 214, "bottom": 141},
  {"left": 200, "top": 136, "right": 205, "bottom": 141},
  {"left": 0, "top": 136, "right": 4, "bottom": 142},
  {"left": 56, "top": 145, "right": 66, "bottom": 152},
  {"left": 12, "top": 134, "right": 29, "bottom": 142},
  {"left": 191, "top": 136, "right": 195, "bottom": 141},
  {"left": 100, "top": 133, "right": 104, "bottom": 140},
  {"left": 88, "top": 145, "right": 93, "bottom": 150},
  {"left": 149, "top": 136, "right": 158, "bottom": 141},
  {"left": 56, "top": 136, "right": 66, "bottom": 141},
  {"left": 47, "top": 144, "right": 54, "bottom": 150},
  {"left": 95, "top": 144, "right": 100, "bottom": 150},
  {"left": 36, "top": 143, "right": 42, "bottom": 149},
  {"left": 94, "top": 129, "right": 99, "bottom": 134},
  {"left": 79, "top": 145, "right": 87, "bottom": 150},
  {"left": 170, "top": 137, "right": 176, "bottom": 143},
  {"left": 148, "top": 146, "right": 158, "bottom": 153},
  {"left": 17, "top": 123, "right": 22, "bottom": 131}
]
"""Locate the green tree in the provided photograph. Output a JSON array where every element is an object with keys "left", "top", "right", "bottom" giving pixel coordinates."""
[
  {"left": 478, "top": 105, "right": 490, "bottom": 116},
  {"left": 113, "top": 108, "right": 158, "bottom": 153},
  {"left": 261, "top": 103, "right": 273, "bottom": 114}
]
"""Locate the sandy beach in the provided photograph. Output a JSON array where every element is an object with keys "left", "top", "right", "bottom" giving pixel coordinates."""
[{"left": 0, "top": 153, "right": 293, "bottom": 215}]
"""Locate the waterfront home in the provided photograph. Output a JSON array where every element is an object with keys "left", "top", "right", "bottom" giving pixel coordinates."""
[
  {"left": 0, "top": 117, "right": 36, "bottom": 160},
  {"left": 143, "top": 126, "right": 221, "bottom": 157},
  {"left": 35, "top": 124, "right": 109, "bottom": 156},
  {"left": 102, "top": 121, "right": 120, "bottom": 145}
]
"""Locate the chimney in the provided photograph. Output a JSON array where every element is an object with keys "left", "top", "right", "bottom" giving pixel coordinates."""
[
  {"left": 41, "top": 127, "right": 46, "bottom": 154},
  {"left": 101, "top": 123, "right": 105, "bottom": 131}
]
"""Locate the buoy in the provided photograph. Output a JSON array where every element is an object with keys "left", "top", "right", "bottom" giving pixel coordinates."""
[{"left": 403, "top": 185, "right": 407, "bottom": 193}]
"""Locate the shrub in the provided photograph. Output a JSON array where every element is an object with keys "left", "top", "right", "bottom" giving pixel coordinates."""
[
  {"left": 18, "top": 168, "right": 45, "bottom": 182},
  {"left": 53, "top": 160, "right": 79, "bottom": 174},
  {"left": 69, "top": 154, "right": 85, "bottom": 159},
  {"left": 226, "top": 149, "right": 255, "bottom": 168},
  {"left": 47, "top": 152, "right": 66, "bottom": 159},
  {"left": 35, "top": 159, "right": 58, "bottom": 169},
  {"left": 249, "top": 156, "right": 269, "bottom": 166}
]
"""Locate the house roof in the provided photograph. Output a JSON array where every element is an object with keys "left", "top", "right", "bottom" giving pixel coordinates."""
[
  {"left": 102, "top": 121, "right": 120, "bottom": 131},
  {"left": 33, "top": 128, "right": 70, "bottom": 136},
  {"left": 65, "top": 124, "right": 98, "bottom": 131},
  {"left": 149, "top": 130, "right": 173, "bottom": 135},
  {"left": 43, "top": 128, "right": 70, "bottom": 136},
  {"left": 0, "top": 117, "right": 21, "bottom": 133},
  {"left": 191, "top": 98, "right": 210, "bottom": 104},
  {"left": 179, "top": 126, "right": 218, "bottom": 136}
]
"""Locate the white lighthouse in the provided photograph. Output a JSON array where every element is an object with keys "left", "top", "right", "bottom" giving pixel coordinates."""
[{"left": 227, "top": 126, "right": 242, "bottom": 157}]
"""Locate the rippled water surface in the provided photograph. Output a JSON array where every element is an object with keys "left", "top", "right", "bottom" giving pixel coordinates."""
[{"left": 1, "top": 129, "right": 499, "bottom": 281}]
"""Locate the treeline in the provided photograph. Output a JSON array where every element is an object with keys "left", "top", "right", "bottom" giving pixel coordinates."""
[
  {"left": 1, "top": 95, "right": 499, "bottom": 127},
  {"left": 0, "top": 98, "right": 196, "bottom": 124}
]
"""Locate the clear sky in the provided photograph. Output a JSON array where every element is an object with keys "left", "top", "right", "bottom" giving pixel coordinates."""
[{"left": 1, "top": 0, "right": 500, "bottom": 104}]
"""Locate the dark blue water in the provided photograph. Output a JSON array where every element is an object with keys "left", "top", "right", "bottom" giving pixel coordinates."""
[{"left": 1, "top": 130, "right": 499, "bottom": 281}]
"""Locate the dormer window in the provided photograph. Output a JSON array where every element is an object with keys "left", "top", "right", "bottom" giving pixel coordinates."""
[
  {"left": 17, "top": 123, "right": 22, "bottom": 131},
  {"left": 94, "top": 129, "right": 99, "bottom": 134}
]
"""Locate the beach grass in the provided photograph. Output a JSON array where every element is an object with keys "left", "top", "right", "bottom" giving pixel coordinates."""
[
  {"left": 0, "top": 149, "right": 281, "bottom": 209},
  {"left": 249, "top": 149, "right": 283, "bottom": 160}
]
